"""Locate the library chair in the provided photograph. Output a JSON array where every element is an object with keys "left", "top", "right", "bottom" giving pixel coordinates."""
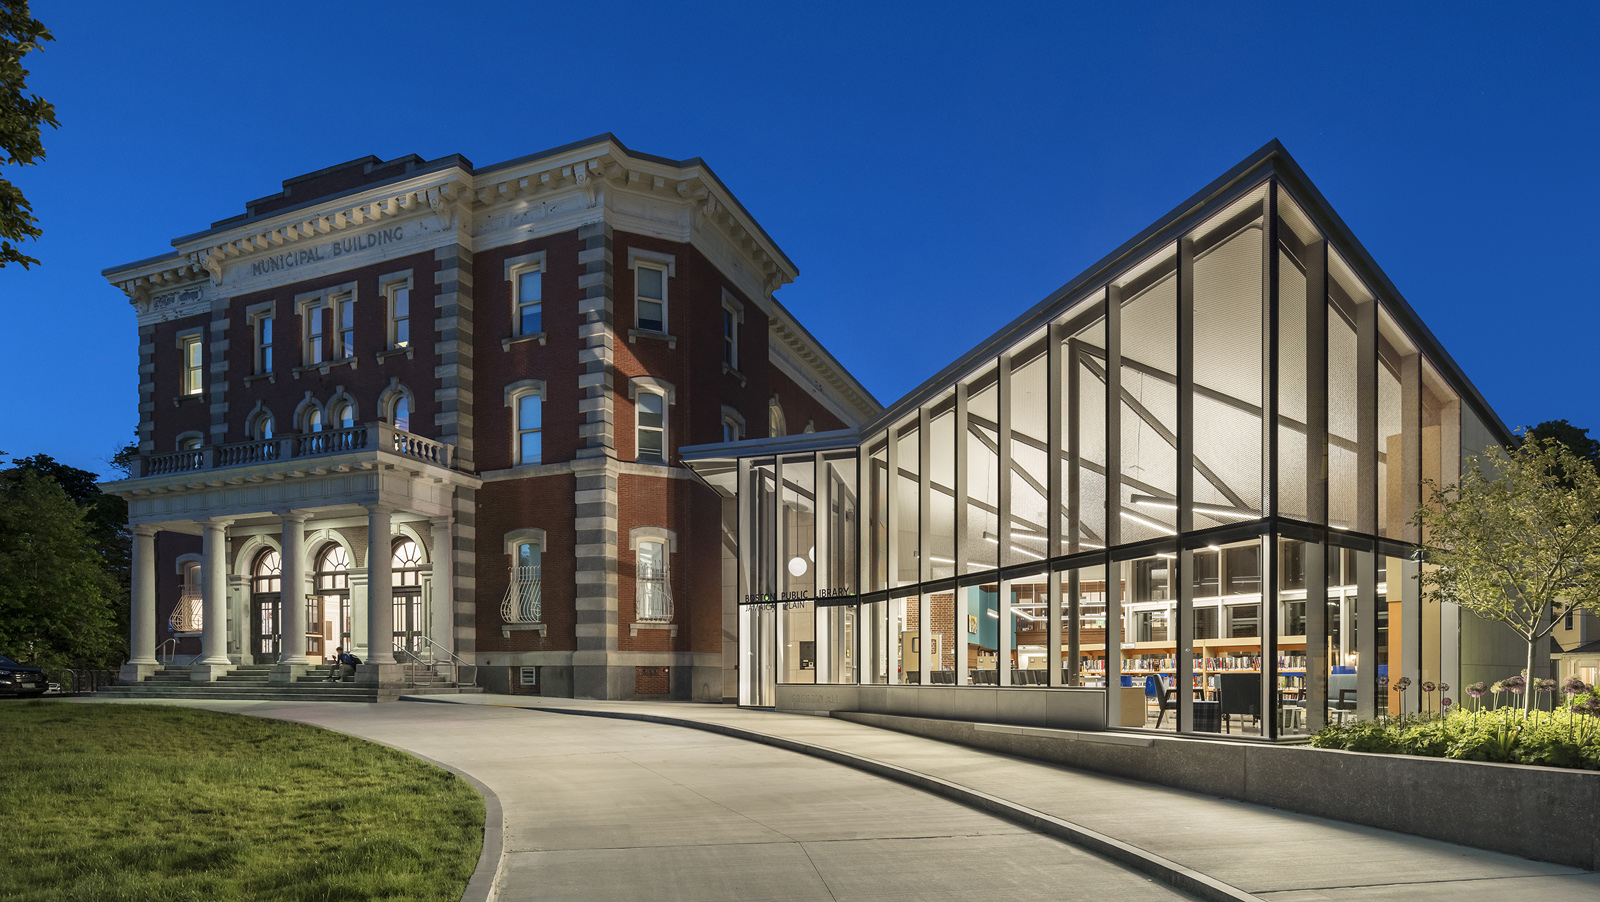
[{"left": 1218, "top": 672, "right": 1261, "bottom": 733}]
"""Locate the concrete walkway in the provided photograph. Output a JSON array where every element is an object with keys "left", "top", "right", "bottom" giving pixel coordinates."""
[
  {"left": 74, "top": 696, "right": 1186, "bottom": 902},
  {"left": 430, "top": 695, "right": 1600, "bottom": 902},
  {"left": 73, "top": 694, "right": 1599, "bottom": 901}
]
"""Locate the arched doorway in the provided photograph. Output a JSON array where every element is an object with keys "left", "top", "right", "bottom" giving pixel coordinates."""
[
  {"left": 311, "top": 543, "right": 352, "bottom": 662},
  {"left": 392, "top": 538, "right": 424, "bottom": 654},
  {"left": 250, "top": 549, "right": 281, "bottom": 664}
]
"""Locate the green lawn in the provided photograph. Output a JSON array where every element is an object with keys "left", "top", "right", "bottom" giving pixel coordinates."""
[{"left": 0, "top": 702, "right": 484, "bottom": 902}]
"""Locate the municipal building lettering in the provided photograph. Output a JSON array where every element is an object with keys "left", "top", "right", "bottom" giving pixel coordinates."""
[{"left": 249, "top": 226, "right": 406, "bottom": 277}]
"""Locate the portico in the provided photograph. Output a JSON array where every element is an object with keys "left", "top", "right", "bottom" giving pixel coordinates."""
[{"left": 108, "top": 421, "right": 479, "bottom": 685}]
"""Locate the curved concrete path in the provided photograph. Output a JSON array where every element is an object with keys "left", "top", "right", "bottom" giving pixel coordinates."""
[
  {"left": 433, "top": 695, "right": 1600, "bottom": 902},
  {"left": 77, "top": 696, "right": 1188, "bottom": 902},
  {"left": 76, "top": 694, "right": 1599, "bottom": 901}
]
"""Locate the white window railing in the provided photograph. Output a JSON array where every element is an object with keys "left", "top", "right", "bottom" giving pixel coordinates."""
[
  {"left": 169, "top": 592, "right": 203, "bottom": 633},
  {"left": 636, "top": 565, "right": 673, "bottom": 622},
  {"left": 500, "top": 564, "right": 542, "bottom": 624}
]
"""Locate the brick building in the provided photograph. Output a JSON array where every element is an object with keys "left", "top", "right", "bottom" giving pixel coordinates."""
[{"left": 101, "top": 135, "right": 879, "bottom": 700}]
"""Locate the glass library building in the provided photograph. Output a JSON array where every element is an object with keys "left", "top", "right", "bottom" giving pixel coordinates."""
[{"left": 685, "top": 142, "right": 1520, "bottom": 740}]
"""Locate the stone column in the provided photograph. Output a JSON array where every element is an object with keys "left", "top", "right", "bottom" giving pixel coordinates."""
[
  {"left": 365, "top": 506, "right": 396, "bottom": 665},
  {"left": 195, "top": 517, "right": 233, "bottom": 680},
  {"left": 120, "top": 525, "right": 159, "bottom": 683},
  {"left": 271, "top": 511, "right": 310, "bottom": 680},
  {"left": 430, "top": 516, "right": 453, "bottom": 657},
  {"left": 278, "top": 512, "right": 310, "bottom": 664}
]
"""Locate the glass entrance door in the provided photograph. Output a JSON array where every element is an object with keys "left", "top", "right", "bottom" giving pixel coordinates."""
[
  {"left": 392, "top": 592, "right": 423, "bottom": 656},
  {"left": 251, "top": 594, "right": 280, "bottom": 664},
  {"left": 307, "top": 594, "right": 350, "bottom": 661}
]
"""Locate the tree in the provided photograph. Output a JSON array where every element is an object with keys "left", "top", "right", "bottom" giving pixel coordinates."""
[
  {"left": 10, "top": 453, "right": 130, "bottom": 592},
  {"left": 0, "top": 1, "right": 58, "bottom": 269},
  {"left": 1526, "top": 419, "right": 1600, "bottom": 473},
  {"left": 1415, "top": 437, "right": 1600, "bottom": 713},
  {"left": 0, "top": 468, "right": 120, "bottom": 669}
]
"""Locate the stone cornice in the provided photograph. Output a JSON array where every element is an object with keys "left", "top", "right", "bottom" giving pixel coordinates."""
[
  {"left": 465, "top": 140, "right": 798, "bottom": 297},
  {"left": 769, "top": 318, "right": 879, "bottom": 423},
  {"left": 103, "top": 136, "right": 879, "bottom": 425}
]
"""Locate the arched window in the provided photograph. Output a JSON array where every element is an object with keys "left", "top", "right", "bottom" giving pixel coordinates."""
[
  {"left": 392, "top": 539, "right": 423, "bottom": 589},
  {"left": 768, "top": 396, "right": 786, "bottom": 438},
  {"left": 251, "top": 549, "right": 282, "bottom": 662},
  {"left": 308, "top": 543, "right": 352, "bottom": 660},
  {"left": 253, "top": 550, "right": 281, "bottom": 593},
  {"left": 393, "top": 396, "right": 410, "bottom": 433},
  {"left": 391, "top": 538, "right": 424, "bottom": 653},
  {"left": 303, "top": 406, "right": 324, "bottom": 434},
  {"left": 329, "top": 401, "right": 354, "bottom": 429},
  {"left": 252, "top": 412, "right": 275, "bottom": 441},
  {"left": 170, "top": 560, "right": 202, "bottom": 632},
  {"left": 315, "top": 544, "right": 350, "bottom": 593},
  {"left": 502, "top": 528, "right": 544, "bottom": 625},
  {"left": 178, "top": 434, "right": 203, "bottom": 451}
]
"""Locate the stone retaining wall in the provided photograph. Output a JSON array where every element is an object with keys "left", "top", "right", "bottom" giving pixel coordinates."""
[{"left": 835, "top": 710, "right": 1600, "bottom": 871}]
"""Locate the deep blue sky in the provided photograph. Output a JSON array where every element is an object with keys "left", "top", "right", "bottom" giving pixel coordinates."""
[{"left": 3, "top": 2, "right": 1596, "bottom": 478}]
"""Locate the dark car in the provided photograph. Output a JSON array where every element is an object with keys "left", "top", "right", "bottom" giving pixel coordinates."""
[{"left": 0, "top": 655, "right": 47, "bottom": 698}]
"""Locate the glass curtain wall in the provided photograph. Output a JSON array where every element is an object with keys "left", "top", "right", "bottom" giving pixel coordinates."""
[{"left": 734, "top": 175, "right": 1474, "bottom": 739}]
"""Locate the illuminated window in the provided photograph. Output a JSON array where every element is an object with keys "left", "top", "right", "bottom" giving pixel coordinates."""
[
  {"left": 386, "top": 281, "right": 410, "bottom": 349},
  {"left": 181, "top": 335, "right": 203, "bottom": 395}
]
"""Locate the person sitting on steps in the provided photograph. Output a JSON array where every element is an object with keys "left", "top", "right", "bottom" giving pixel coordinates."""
[{"left": 326, "top": 647, "right": 360, "bottom": 682}]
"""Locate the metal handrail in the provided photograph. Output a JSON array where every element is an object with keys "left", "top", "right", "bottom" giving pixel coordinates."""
[
  {"left": 156, "top": 638, "right": 179, "bottom": 665},
  {"left": 391, "top": 635, "right": 477, "bottom": 688}
]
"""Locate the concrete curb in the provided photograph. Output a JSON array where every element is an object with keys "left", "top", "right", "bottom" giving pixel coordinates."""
[
  {"left": 391, "top": 745, "right": 505, "bottom": 902},
  {"left": 519, "top": 703, "right": 1262, "bottom": 902},
  {"left": 233, "top": 701, "right": 506, "bottom": 902}
]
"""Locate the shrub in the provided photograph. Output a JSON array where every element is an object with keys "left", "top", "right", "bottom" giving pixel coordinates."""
[{"left": 1311, "top": 703, "right": 1600, "bottom": 771}]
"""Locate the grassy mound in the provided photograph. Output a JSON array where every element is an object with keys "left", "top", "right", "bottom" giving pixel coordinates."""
[{"left": 0, "top": 702, "right": 483, "bottom": 902}]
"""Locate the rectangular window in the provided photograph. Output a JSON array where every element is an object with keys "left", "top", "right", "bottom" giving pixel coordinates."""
[
  {"left": 517, "top": 393, "right": 542, "bottom": 465},
  {"left": 516, "top": 269, "right": 542, "bottom": 336},
  {"left": 1192, "top": 551, "right": 1220, "bottom": 597},
  {"left": 338, "top": 295, "right": 355, "bottom": 359},
  {"left": 388, "top": 284, "right": 410, "bottom": 349},
  {"left": 637, "top": 540, "right": 670, "bottom": 621},
  {"left": 1227, "top": 604, "right": 1260, "bottom": 638},
  {"left": 306, "top": 305, "right": 327, "bottom": 364},
  {"left": 182, "top": 336, "right": 203, "bottom": 395},
  {"left": 636, "top": 265, "right": 665, "bottom": 333},
  {"left": 1225, "top": 545, "right": 1261, "bottom": 595},
  {"left": 637, "top": 392, "right": 665, "bottom": 462},
  {"left": 722, "top": 307, "right": 737, "bottom": 367},
  {"left": 257, "top": 315, "right": 273, "bottom": 373}
]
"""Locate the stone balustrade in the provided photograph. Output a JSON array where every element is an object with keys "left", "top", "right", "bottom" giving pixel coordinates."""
[{"left": 132, "top": 422, "right": 457, "bottom": 477}]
